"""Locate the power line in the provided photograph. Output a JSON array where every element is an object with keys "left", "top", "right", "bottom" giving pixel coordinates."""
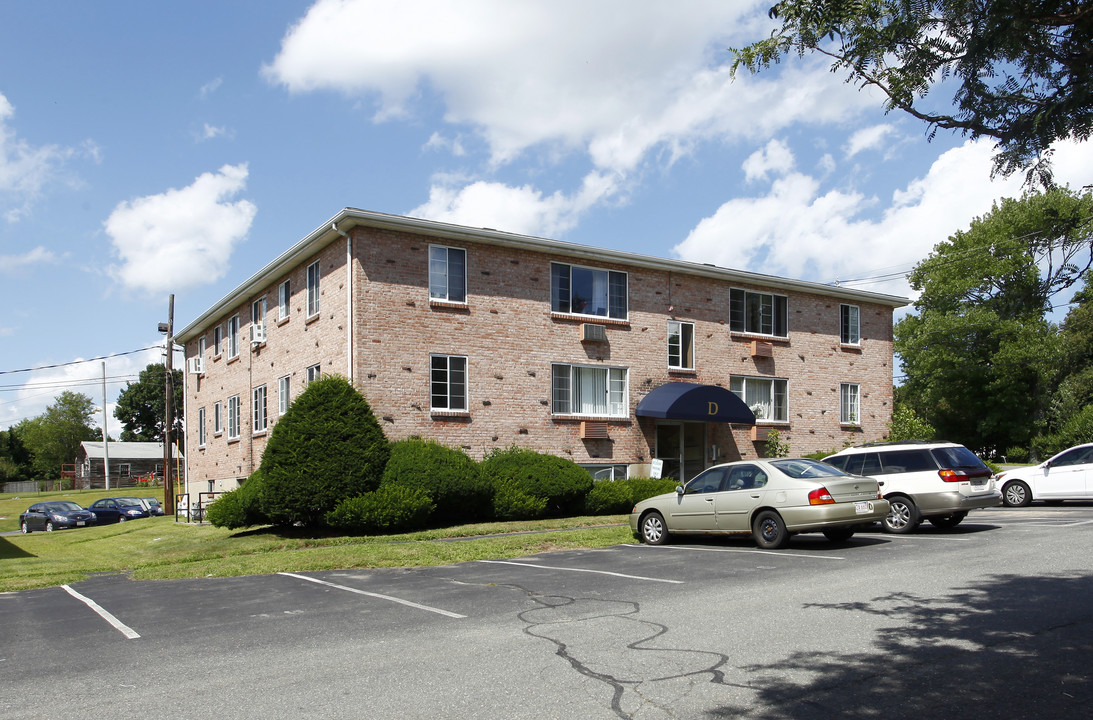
[{"left": 0, "top": 345, "right": 165, "bottom": 377}]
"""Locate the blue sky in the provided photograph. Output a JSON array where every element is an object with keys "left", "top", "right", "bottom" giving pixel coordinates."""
[{"left": 2, "top": 0, "right": 1092, "bottom": 433}]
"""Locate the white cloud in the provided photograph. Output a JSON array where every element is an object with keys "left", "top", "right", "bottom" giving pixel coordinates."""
[
  {"left": 197, "top": 123, "right": 231, "bottom": 142},
  {"left": 0, "top": 92, "right": 77, "bottom": 222},
  {"left": 104, "top": 164, "right": 257, "bottom": 294},
  {"left": 743, "top": 139, "right": 795, "bottom": 182},
  {"left": 845, "top": 124, "right": 897, "bottom": 158},
  {"left": 675, "top": 137, "right": 1093, "bottom": 299},
  {"left": 0, "top": 246, "right": 60, "bottom": 273},
  {"left": 199, "top": 77, "right": 223, "bottom": 99},
  {"left": 410, "top": 170, "right": 624, "bottom": 238},
  {"left": 263, "top": 1, "right": 876, "bottom": 171}
]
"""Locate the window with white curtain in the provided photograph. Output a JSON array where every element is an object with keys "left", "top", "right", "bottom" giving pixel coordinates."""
[
  {"left": 668, "top": 320, "right": 694, "bottom": 370},
  {"left": 841, "top": 304, "right": 860, "bottom": 345},
  {"left": 550, "top": 263, "right": 627, "bottom": 319},
  {"left": 551, "top": 363, "right": 627, "bottom": 416},
  {"left": 730, "top": 376, "right": 788, "bottom": 422}
]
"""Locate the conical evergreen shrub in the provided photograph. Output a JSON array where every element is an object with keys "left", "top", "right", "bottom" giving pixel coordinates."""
[{"left": 258, "top": 375, "right": 389, "bottom": 527}]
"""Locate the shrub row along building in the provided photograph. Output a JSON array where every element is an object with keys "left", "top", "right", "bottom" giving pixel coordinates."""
[{"left": 175, "top": 209, "right": 907, "bottom": 496}]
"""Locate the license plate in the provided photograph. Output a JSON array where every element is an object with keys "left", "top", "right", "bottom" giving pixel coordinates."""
[
  {"left": 76, "top": 521, "right": 85, "bottom": 526},
  {"left": 854, "top": 502, "right": 871, "bottom": 514}
]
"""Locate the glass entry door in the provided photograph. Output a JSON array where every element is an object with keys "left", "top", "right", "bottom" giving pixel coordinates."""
[{"left": 654, "top": 421, "right": 707, "bottom": 483}]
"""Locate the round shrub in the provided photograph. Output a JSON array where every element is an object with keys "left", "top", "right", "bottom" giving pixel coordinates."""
[
  {"left": 491, "top": 477, "right": 548, "bottom": 521},
  {"left": 480, "top": 446, "right": 593, "bottom": 518},
  {"left": 381, "top": 438, "right": 492, "bottom": 526},
  {"left": 325, "top": 485, "right": 435, "bottom": 534},
  {"left": 206, "top": 470, "right": 268, "bottom": 529},
  {"left": 259, "top": 375, "right": 389, "bottom": 527},
  {"left": 624, "top": 477, "right": 680, "bottom": 503},
  {"left": 583, "top": 480, "right": 633, "bottom": 515}
]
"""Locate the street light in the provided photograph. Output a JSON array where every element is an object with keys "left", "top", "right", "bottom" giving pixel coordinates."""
[{"left": 159, "top": 296, "right": 175, "bottom": 516}]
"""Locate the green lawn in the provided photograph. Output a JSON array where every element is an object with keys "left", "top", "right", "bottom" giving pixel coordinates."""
[{"left": 0, "top": 510, "right": 633, "bottom": 593}]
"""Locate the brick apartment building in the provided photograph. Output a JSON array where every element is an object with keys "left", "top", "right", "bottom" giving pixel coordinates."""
[{"left": 175, "top": 208, "right": 906, "bottom": 495}]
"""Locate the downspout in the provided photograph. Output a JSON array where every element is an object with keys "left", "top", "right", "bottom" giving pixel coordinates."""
[{"left": 332, "top": 222, "right": 353, "bottom": 382}]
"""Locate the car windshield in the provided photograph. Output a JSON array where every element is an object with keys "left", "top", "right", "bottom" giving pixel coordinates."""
[
  {"left": 769, "top": 458, "right": 849, "bottom": 479},
  {"left": 931, "top": 446, "right": 988, "bottom": 470},
  {"left": 117, "top": 497, "right": 142, "bottom": 506},
  {"left": 46, "top": 502, "right": 83, "bottom": 512},
  {"left": 143, "top": 498, "right": 161, "bottom": 504}
]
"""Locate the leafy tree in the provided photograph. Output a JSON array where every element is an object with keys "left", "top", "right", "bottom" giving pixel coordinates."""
[
  {"left": 0, "top": 427, "right": 34, "bottom": 484},
  {"left": 15, "top": 391, "right": 100, "bottom": 478},
  {"left": 1039, "top": 270, "right": 1093, "bottom": 453},
  {"left": 258, "top": 375, "right": 389, "bottom": 527},
  {"left": 895, "top": 187, "right": 1093, "bottom": 453},
  {"left": 114, "top": 363, "right": 183, "bottom": 443},
  {"left": 731, "top": 1, "right": 1093, "bottom": 182},
  {"left": 887, "top": 401, "right": 936, "bottom": 443}
]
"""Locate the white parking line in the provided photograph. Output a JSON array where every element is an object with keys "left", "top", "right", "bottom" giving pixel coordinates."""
[
  {"left": 477, "top": 559, "right": 684, "bottom": 583},
  {"left": 621, "top": 543, "right": 846, "bottom": 560},
  {"left": 61, "top": 585, "right": 140, "bottom": 639},
  {"left": 278, "top": 572, "right": 466, "bottom": 618}
]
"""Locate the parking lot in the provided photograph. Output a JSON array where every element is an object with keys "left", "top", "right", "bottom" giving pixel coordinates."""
[{"left": 3, "top": 504, "right": 1092, "bottom": 719}]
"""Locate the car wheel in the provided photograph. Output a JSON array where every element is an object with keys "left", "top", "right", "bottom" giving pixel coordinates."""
[
  {"left": 640, "top": 511, "right": 670, "bottom": 545},
  {"left": 753, "top": 510, "right": 789, "bottom": 549},
  {"left": 118, "top": 516, "right": 127, "bottom": 523},
  {"left": 20, "top": 521, "right": 30, "bottom": 534},
  {"left": 882, "top": 496, "right": 919, "bottom": 534},
  {"left": 927, "top": 511, "right": 967, "bottom": 530},
  {"left": 822, "top": 526, "right": 855, "bottom": 542},
  {"left": 45, "top": 521, "right": 55, "bottom": 532},
  {"left": 1002, "top": 481, "right": 1031, "bottom": 507}
]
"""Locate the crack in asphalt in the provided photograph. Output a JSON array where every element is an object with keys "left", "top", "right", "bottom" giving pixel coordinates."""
[{"left": 501, "top": 584, "right": 742, "bottom": 719}]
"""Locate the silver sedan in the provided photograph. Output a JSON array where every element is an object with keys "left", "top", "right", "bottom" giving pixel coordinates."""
[{"left": 630, "top": 458, "right": 890, "bottom": 549}]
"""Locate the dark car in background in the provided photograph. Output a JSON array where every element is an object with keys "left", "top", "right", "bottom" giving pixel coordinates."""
[
  {"left": 142, "top": 497, "right": 165, "bottom": 516},
  {"left": 19, "top": 501, "right": 96, "bottom": 533},
  {"left": 87, "top": 496, "right": 150, "bottom": 523}
]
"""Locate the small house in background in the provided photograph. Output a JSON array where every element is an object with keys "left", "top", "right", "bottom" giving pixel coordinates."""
[{"left": 75, "top": 441, "right": 184, "bottom": 490}]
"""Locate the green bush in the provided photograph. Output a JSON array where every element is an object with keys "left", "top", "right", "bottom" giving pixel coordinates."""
[
  {"left": 583, "top": 477, "right": 679, "bottom": 515},
  {"left": 381, "top": 438, "right": 492, "bottom": 526},
  {"left": 1004, "top": 446, "right": 1030, "bottom": 463},
  {"left": 325, "top": 485, "right": 435, "bottom": 534},
  {"left": 259, "top": 375, "right": 389, "bottom": 527},
  {"left": 206, "top": 471, "right": 268, "bottom": 529},
  {"left": 490, "top": 477, "right": 548, "bottom": 521},
  {"left": 480, "top": 446, "right": 593, "bottom": 519}
]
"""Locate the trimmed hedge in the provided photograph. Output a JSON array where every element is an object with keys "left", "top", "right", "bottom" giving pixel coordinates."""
[
  {"left": 381, "top": 438, "right": 492, "bottom": 525},
  {"left": 259, "top": 375, "right": 389, "bottom": 527},
  {"left": 480, "top": 446, "right": 593, "bottom": 520},
  {"left": 583, "top": 477, "right": 678, "bottom": 515},
  {"left": 325, "top": 485, "right": 435, "bottom": 534},
  {"left": 205, "top": 470, "right": 268, "bottom": 529}
]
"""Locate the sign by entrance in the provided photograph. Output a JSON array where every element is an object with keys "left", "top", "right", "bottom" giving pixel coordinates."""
[
  {"left": 650, "top": 458, "right": 663, "bottom": 479},
  {"left": 708, "top": 401, "right": 719, "bottom": 415}
]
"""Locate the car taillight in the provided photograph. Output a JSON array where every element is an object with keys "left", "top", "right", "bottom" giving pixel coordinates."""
[
  {"left": 808, "top": 487, "right": 835, "bottom": 505},
  {"left": 939, "top": 469, "right": 968, "bottom": 482}
]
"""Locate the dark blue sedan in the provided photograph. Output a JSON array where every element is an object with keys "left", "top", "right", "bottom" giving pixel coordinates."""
[
  {"left": 19, "top": 501, "right": 96, "bottom": 533},
  {"left": 87, "top": 496, "right": 150, "bottom": 523}
]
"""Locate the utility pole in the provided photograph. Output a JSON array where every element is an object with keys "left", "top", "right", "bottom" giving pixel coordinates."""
[
  {"left": 101, "top": 361, "right": 110, "bottom": 490},
  {"left": 162, "top": 295, "right": 176, "bottom": 515}
]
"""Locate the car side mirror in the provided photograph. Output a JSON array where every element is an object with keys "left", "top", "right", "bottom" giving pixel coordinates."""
[{"left": 675, "top": 485, "right": 685, "bottom": 495}]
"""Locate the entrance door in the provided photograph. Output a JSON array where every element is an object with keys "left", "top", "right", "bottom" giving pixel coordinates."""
[{"left": 654, "top": 421, "right": 707, "bottom": 483}]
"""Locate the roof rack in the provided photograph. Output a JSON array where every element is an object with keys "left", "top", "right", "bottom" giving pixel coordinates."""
[{"left": 856, "top": 439, "right": 938, "bottom": 448}]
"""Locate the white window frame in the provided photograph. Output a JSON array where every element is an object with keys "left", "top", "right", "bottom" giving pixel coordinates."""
[
  {"left": 550, "top": 262, "right": 628, "bottom": 320},
  {"left": 306, "top": 363, "right": 321, "bottom": 384},
  {"left": 278, "top": 279, "right": 291, "bottom": 321},
  {"left": 306, "top": 261, "right": 320, "bottom": 317},
  {"left": 668, "top": 320, "right": 695, "bottom": 370},
  {"left": 430, "top": 354, "right": 468, "bottom": 411},
  {"left": 729, "top": 288, "right": 788, "bottom": 338},
  {"left": 841, "top": 304, "right": 861, "bottom": 345},
  {"left": 279, "top": 375, "right": 290, "bottom": 415},
  {"left": 730, "top": 376, "right": 788, "bottom": 423},
  {"left": 197, "top": 407, "right": 207, "bottom": 447},
  {"left": 253, "top": 385, "right": 267, "bottom": 433},
  {"left": 227, "top": 315, "right": 240, "bottom": 358},
  {"left": 197, "top": 336, "right": 206, "bottom": 363},
  {"left": 429, "top": 245, "right": 467, "bottom": 303},
  {"left": 227, "top": 394, "right": 241, "bottom": 440},
  {"left": 213, "top": 401, "right": 222, "bottom": 435},
  {"left": 841, "top": 383, "right": 861, "bottom": 425},
  {"left": 252, "top": 297, "right": 266, "bottom": 326},
  {"left": 213, "top": 326, "right": 222, "bottom": 356},
  {"left": 551, "top": 363, "right": 628, "bottom": 417}
]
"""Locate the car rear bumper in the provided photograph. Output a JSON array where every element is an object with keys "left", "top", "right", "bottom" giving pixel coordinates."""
[
  {"left": 781, "top": 499, "right": 891, "bottom": 532},
  {"left": 912, "top": 490, "right": 1002, "bottom": 515}
]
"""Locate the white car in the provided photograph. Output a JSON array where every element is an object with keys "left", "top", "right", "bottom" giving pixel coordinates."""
[
  {"left": 997, "top": 443, "right": 1093, "bottom": 507},
  {"left": 824, "top": 441, "right": 1001, "bottom": 533}
]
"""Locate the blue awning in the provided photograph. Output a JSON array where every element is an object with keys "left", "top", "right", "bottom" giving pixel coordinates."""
[{"left": 635, "top": 382, "right": 756, "bottom": 424}]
